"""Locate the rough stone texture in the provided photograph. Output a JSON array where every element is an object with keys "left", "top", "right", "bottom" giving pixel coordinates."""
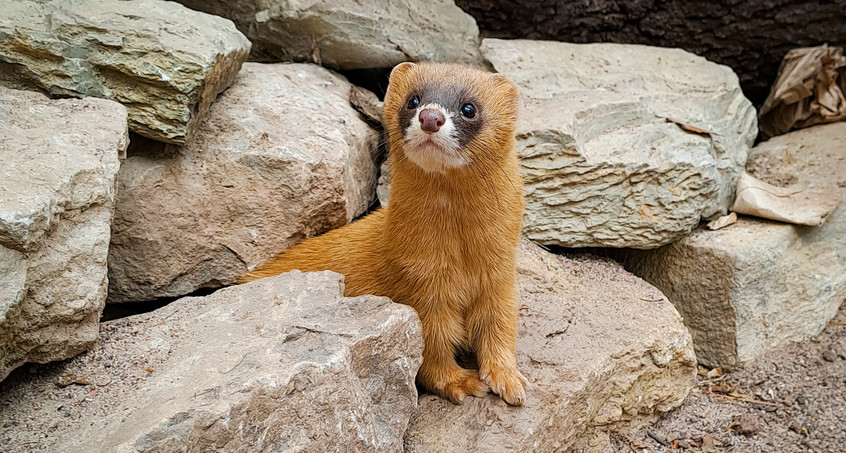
[
  {"left": 0, "top": 87, "right": 127, "bottom": 380},
  {"left": 482, "top": 39, "right": 758, "bottom": 249},
  {"left": 108, "top": 63, "right": 380, "bottom": 303},
  {"left": 457, "top": 0, "right": 846, "bottom": 107},
  {"left": 377, "top": 160, "right": 391, "bottom": 207},
  {"left": 175, "top": 0, "right": 484, "bottom": 69},
  {"left": 0, "top": 271, "right": 423, "bottom": 452},
  {"left": 404, "top": 240, "right": 697, "bottom": 452},
  {"left": 620, "top": 122, "right": 846, "bottom": 369},
  {"left": 0, "top": 0, "right": 251, "bottom": 144}
]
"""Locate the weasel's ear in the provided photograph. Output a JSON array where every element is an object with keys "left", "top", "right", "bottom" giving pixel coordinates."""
[
  {"left": 389, "top": 62, "right": 416, "bottom": 84},
  {"left": 491, "top": 73, "right": 520, "bottom": 111},
  {"left": 490, "top": 73, "right": 519, "bottom": 99}
]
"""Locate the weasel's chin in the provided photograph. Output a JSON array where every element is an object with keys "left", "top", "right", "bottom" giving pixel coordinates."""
[
  {"left": 416, "top": 138, "right": 447, "bottom": 152},
  {"left": 403, "top": 140, "right": 469, "bottom": 174}
]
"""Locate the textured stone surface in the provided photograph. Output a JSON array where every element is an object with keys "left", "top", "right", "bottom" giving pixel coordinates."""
[
  {"left": 107, "top": 63, "right": 380, "bottom": 303},
  {"left": 405, "top": 240, "right": 697, "bottom": 451},
  {"left": 620, "top": 122, "right": 846, "bottom": 369},
  {"left": 0, "top": 87, "right": 127, "bottom": 380},
  {"left": 457, "top": 0, "right": 845, "bottom": 107},
  {"left": 0, "top": 271, "right": 423, "bottom": 452},
  {"left": 175, "top": 0, "right": 484, "bottom": 69},
  {"left": 481, "top": 39, "right": 758, "bottom": 249},
  {"left": 0, "top": 0, "right": 250, "bottom": 144}
]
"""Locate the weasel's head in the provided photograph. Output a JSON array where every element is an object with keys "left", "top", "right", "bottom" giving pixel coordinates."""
[{"left": 383, "top": 62, "right": 519, "bottom": 174}]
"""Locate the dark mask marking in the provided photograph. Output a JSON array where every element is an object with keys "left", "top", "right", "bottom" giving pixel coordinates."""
[{"left": 396, "top": 82, "right": 486, "bottom": 149}]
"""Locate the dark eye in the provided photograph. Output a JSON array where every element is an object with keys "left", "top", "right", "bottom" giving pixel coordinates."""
[
  {"left": 407, "top": 95, "right": 420, "bottom": 109},
  {"left": 461, "top": 103, "right": 476, "bottom": 119}
]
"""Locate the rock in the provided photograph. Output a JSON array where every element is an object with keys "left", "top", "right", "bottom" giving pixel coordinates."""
[
  {"left": 619, "top": 122, "right": 846, "bottom": 369},
  {"left": 481, "top": 39, "right": 757, "bottom": 249},
  {"left": 404, "top": 240, "right": 697, "bottom": 451},
  {"left": 836, "top": 338, "right": 846, "bottom": 360},
  {"left": 745, "top": 122, "right": 846, "bottom": 256},
  {"left": 731, "top": 171, "right": 841, "bottom": 226},
  {"left": 822, "top": 350, "right": 837, "bottom": 362},
  {"left": 0, "top": 0, "right": 250, "bottom": 144},
  {"left": 0, "top": 271, "right": 423, "bottom": 451},
  {"left": 0, "top": 87, "right": 127, "bottom": 380},
  {"left": 174, "top": 0, "right": 484, "bottom": 69},
  {"left": 730, "top": 413, "right": 763, "bottom": 437},
  {"left": 457, "top": 0, "right": 846, "bottom": 107},
  {"left": 107, "top": 63, "right": 380, "bottom": 303},
  {"left": 377, "top": 160, "right": 391, "bottom": 207}
]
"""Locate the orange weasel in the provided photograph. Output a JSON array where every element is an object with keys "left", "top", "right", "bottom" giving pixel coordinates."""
[{"left": 239, "top": 62, "right": 526, "bottom": 405}]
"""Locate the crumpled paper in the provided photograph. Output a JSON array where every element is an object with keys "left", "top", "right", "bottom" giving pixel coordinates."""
[
  {"left": 731, "top": 172, "right": 841, "bottom": 226},
  {"left": 759, "top": 45, "right": 846, "bottom": 139}
]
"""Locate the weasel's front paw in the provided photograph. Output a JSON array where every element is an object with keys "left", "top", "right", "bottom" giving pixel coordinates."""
[
  {"left": 480, "top": 365, "right": 527, "bottom": 406},
  {"left": 439, "top": 369, "right": 490, "bottom": 404}
]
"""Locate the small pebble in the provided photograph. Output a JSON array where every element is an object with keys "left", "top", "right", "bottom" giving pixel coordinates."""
[{"left": 822, "top": 350, "right": 837, "bottom": 362}]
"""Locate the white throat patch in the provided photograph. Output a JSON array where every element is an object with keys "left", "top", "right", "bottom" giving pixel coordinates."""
[{"left": 402, "top": 103, "right": 470, "bottom": 174}]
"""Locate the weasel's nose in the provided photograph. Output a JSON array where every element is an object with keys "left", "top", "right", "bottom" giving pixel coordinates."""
[{"left": 419, "top": 109, "right": 445, "bottom": 133}]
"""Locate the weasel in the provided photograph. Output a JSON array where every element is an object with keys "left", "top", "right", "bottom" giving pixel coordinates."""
[{"left": 239, "top": 62, "right": 526, "bottom": 405}]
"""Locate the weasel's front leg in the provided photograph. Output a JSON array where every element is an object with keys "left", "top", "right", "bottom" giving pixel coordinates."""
[
  {"left": 467, "top": 277, "right": 527, "bottom": 406},
  {"left": 414, "top": 302, "right": 490, "bottom": 404}
]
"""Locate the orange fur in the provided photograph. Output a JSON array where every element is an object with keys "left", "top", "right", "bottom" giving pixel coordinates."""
[{"left": 239, "top": 62, "right": 527, "bottom": 405}]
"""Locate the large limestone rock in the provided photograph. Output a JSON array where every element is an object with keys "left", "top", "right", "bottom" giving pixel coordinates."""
[
  {"left": 620, "top": 122, "right": 846, "bottom": 369},
  {"left": 481, "top": 39, "right": 758, "bottom": 249},
  {"left": 405, "top": 240, "right": 697, "bottom": 451},
  {"left": 175, "top": 0, "right": 484, "bottom": 69},
  {"left": 107, "top": 63, "right": 380, "bottom": 303},
  {"left": 0, "top": 271, "right": 423, "bottom": 452},
  {"left": 0, "top": 87, "right": 127, "bottom": 380},
  {"left": 0, "top": 0, "right": 251, "bottom": 144}
]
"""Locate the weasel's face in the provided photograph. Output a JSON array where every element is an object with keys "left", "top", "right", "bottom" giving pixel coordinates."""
[
  {"left": 383, "top": 62, "right": 519, "bottom": 175},
  {"left": 395, "top": 83, "right": 482, "bottom": 173}
]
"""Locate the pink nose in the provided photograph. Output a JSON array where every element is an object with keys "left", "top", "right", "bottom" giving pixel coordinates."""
[{"left": 419, "top": 109, "right": 445, "bottom": 133}]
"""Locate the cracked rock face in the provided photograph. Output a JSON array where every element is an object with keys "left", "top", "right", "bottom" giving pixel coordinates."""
[
  {"left": 404, "top": 240, "right": 697, "bottom": 451},
  {"left": 0, "top": 0, "right": 250, "bottom": 144},
  {"left": 174, "top": 0, "right": 484, "bottom": 69},
  {"left": 107, "top": 63, "right": 380, "bottom": 303},
  {"left": 0, "top": 271, "right": 423, "bottom": 452},
  {"left": 482, "top": 39, "right": 758, "bottom": 249},
  {"left": 0, "top": 87, "right": 127, "bottom": 380},
  {"left": 621, "top": 123, "right": 846, "bottom": 368}
]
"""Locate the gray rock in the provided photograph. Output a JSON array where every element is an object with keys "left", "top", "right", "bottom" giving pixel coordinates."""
[
  {"left": 377, "top": 160, "right": 391, "bottom": 208},
  {"left": 107, "top": 63, "right": 380, "bottom": 303},
  {"left": 175, "top": 0, "right": 484, "bottom": 69},
  {"left": 481, "top": 39, "right": 758, "bottom": 249},
  {"left": 620, "top": 122, "right": 846, "bottom": 368},
  {"left": 0, "top": 271, "right": 423, "bottom": 452},
  {"left": 405, "top": 240, "right": 697, "bottom": 451},
  {"left": 0, "top": 87, "right": 127, "bottom": 380},
  {"left": 0, "top": 0, "right": 250, "bottom": 144}
]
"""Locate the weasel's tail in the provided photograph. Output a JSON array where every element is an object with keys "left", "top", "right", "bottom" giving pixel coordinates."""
[{"left": 236, "top": 210, "right": 384, "bottom": 284}]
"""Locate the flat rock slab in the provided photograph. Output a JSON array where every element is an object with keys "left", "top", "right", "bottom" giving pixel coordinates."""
[
  {"left": 107, "top": 63, "right": 380, "bottom": 303},
  {"left": 0, "top": 271, "right": 423, "bottom": 452},
  {"left": 405, "top": 240, "right": 697, "bottom": 452},
  {"left": 0, "top": 87, "right": 127, "bottom": 380},
  {"left": 0, "top": 0, "right": 250, "bottom": 144},
  {"left": 175, "top": 0, "right": 484, "bottom": 69},
  {"left": 620, "top": 122, "right": 846, "bottom": 369},
  {"left": 481, "top": 39, "right": 758, "bottom": 249}
]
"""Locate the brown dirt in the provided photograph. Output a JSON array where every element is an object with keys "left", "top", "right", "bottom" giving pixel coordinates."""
[{"left": 614, "top": 301, "right": 846, "bottom": 453}]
